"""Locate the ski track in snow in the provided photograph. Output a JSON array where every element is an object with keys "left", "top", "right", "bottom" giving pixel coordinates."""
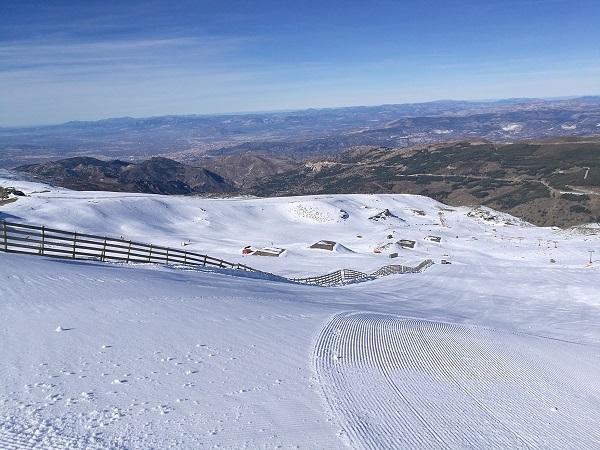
[{"left": 314, "top": 312, "right": 600, "bottom": 450}]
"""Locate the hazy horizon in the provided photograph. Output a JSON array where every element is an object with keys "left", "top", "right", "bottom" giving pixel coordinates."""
[{"left": 2, "top": 93, "right": 599, "bottom": 129}]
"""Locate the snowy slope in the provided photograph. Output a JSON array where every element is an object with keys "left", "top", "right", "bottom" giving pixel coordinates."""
[
  {"left": 1, "top": 171, "right": 600, "bottom": 449},
  {"left": 1, "top": 171, "right": 597, "bottom": 277},
  {"left": 0, "top": 253, "right": 351, "bottom": 449}
]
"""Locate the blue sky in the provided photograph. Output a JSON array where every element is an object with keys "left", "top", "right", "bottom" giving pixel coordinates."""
[{"left": 1, "top": 0, "right": 599, "bottom": 126}]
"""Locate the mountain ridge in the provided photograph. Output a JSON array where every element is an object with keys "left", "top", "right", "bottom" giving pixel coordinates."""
[{"left": 17, "top": 156, "right": 234, "bottom": 195}]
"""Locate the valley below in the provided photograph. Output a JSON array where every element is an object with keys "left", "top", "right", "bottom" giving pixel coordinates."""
[{"left": 14, "top": 137, "right": 600, "bottom": 228}]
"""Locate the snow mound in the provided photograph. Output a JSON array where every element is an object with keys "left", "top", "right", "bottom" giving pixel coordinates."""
[
  {"left": 467, "top": 206, "right": 530, "bottom": 226},
  {"left": 285, "top": 201, "right": 349, "bottom": 224},
  {"left": 568, "top": 222, "right": 600, "bottom": 236},
  {"left": 501, "top": 123, "right": 522, "bottom": 132},
  {"left": 332, "top": 243, "right": 355, "bottom": 254},
  {"left": 315, "top": 312, "right": 600, "bottom": 449}
]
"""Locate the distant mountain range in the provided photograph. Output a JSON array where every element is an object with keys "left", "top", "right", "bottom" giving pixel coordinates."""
[{"left": 2, "top": 96, "right": 600, "bottom": 168}]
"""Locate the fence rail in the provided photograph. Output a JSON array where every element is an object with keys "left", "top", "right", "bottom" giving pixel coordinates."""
[
  {"left": 1, "top": 220, "right": 434, "bottom": 287},
  {"left": 1, "top": 220, "right": 258, "bottom": 272}
]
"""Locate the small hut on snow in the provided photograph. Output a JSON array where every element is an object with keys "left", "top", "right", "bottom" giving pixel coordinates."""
[{"left": 310, "top": 240, "right": 337, "bottom": 251}]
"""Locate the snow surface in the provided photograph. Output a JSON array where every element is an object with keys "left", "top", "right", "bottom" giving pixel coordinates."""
[
  {"left": 315, "top": 313, "right": 600, "bottom": 449},
  {"left": 1, "top": 172, "right": 600, "bottom": 449}
]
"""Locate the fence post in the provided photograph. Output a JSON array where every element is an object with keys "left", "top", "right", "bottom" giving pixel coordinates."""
[
  {"left": 166, "top": 247, "right": 169, "bottom": 264},
  {"left": 203, "top": 255, "right": 207, "bottom": 266},
  {"left": 126, "top": 241, "right": 132, "bottom": 263},
  {"left": 148, "top": 244, "right": 153, "bottom": 262},
  {"left": 101, "top": 238, "right": 107, "bottom": 261},
  {"left": 2, "top": 221, "right": 7, "bottom": 252},
  {"left": 184, "top": 251, "right": 187, "bottom": 265},
  {"left": 72, "top": 232, "right": 77, "bottom": 258},
  {"left": 40, "top": 226, "right": 45, "bottom": 255}
]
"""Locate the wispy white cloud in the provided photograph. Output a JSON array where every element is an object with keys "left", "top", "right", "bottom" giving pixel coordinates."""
[{"left": 0, "top": 35, "right": 252, "bottom": 74}]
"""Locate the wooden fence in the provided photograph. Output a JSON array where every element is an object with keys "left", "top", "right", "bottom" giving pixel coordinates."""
[
  {"left": 0, "top": 220, "right": 257, "bottom": 272},
  {"left": 1, "top": 220, "right": 434, "bottom": 287}
]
